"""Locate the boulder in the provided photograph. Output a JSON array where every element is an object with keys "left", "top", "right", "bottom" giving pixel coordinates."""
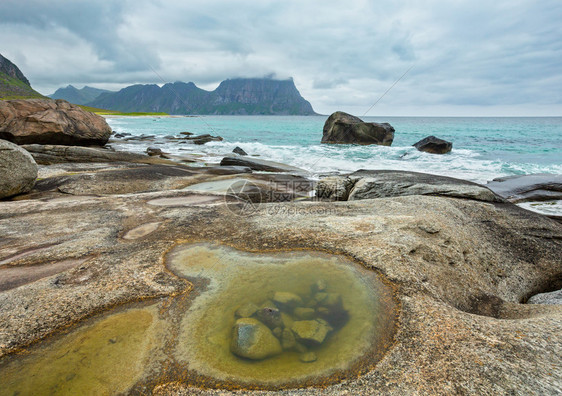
[
  {"left": 230, "top": 318, "right": 282, "bottom": 360},
  {"left": 527, "top": 289, "right": 562, "bottom": 305},
  {"left": 256, "top": 305, "right": 283, "bottom": 329},
  {"left": 316, "top": 170, "right": 502, "bottom": 203},
  {"left": 0, "top": 139, "right": 37, "bottom": 198},
  {"left": 281, "top": 328, "right": 297, "bottom": 350},
  {"left": 182, "top": 134, "right": 223, "bottom": 145},
  {"left": 0, "top": 99, "right": 112, "bottom": 146},
  {"left": 487, "top": 174, "right": 562, "bottom": 203},
  {"left": 146, "top": 147, "right": 163, "bottom": 156},
  {"left": 291, "top": 319, "right": 332, "bottom": 345},
  {"left": 413, "top": 136, "right": 452, "bottom": 154},
  {"left": 220, "top": 156, "right": 307, "bottom": 173},
  {"left": 233, "top": 146, "right": 248, "bottom": 156},
  {"left": 299, "top": 351, "right": 318, "bottom": 363},
  {"left": 272, "top": 291, "right": 303, "bottom": 310},
  {"left": 311, "top": 280, "right": 328, "bottom": 293},
  {"left": 321, "top": 111, "right": 394, "bottom": 146},
  {"left": 316, "top": 176, "right": 356, "bottom": 201},
  {"left": 294, "top": 307, "right": 316, "bottom": 320},
  {"left": 235, "top": 302, "right": 259, "bottom": 318}
]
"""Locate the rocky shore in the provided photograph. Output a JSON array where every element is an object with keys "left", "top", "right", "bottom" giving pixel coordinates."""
[{"left": 0, "top": 101, "right": 561, "bottom": 395}]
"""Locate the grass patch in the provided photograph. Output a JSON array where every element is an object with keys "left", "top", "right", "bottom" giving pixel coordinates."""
[
  {"left": 77, "top": 105, "right": 168, "bottom": 116},
  {"left": 0, "top": 73, "right": 47, "bottom": 100}
]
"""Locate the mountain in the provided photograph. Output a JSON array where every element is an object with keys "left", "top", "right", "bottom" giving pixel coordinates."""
[
  {"left": 49, "top": 85, "right": 112, "bottom": 105},
  {"left": 88, "top": 78, "right": 316, "bottom": 115},
  {"left": 0, "top": 53, "right": 45, "bottom": 99}
]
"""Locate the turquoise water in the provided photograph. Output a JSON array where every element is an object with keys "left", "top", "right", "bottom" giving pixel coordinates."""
[{"left": 106, "top": 116, "right": 562, "bottom": 184}]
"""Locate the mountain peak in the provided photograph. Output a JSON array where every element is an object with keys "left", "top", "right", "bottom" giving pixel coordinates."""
[{"left": 49, "top": 85, "right": 113, "bottom": 105}]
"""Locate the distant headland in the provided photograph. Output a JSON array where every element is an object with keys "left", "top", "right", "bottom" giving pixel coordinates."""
[{"left": 50, "top": 78, "right": 317, "bottom": 116}]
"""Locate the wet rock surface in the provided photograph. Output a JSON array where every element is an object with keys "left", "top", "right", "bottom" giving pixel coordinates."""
[
  {"left": 0, "top": 155, "right": 561, "bottom": 394},
  {"left": 487, "top": 173, "right": 562, "bottom": 203}
]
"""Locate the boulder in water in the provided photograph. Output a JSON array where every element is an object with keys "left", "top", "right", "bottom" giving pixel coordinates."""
[
  {"left": 233, "top": 146, "right": 248, "bottom": 156},
  {"left": 321, "top": 111, "right": 394, "bottom": 146},
  {"left": 230, "top": 318, "right": 282, "bottom": 360},
  {"left": 413, "top": 136, "right": 452, "bottom": 154}
]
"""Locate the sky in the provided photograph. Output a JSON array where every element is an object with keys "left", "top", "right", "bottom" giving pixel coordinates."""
[{"left": 1, "top": 0, "right": 561, "bottom": 116}]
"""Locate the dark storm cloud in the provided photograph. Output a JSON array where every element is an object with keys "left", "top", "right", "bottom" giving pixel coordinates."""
[{"left": 1, "top": 0, "right": 561, "bottom": 115}]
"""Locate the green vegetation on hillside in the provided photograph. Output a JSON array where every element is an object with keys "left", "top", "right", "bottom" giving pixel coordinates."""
[
  {"left": 77, "top": 105, "right": 168, "bottom": 116},
  {"left": 0, "top": 73, "right": 47, "bottom": 100}
]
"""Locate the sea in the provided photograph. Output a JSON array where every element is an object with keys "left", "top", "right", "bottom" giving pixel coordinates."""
[{"left": 106, "top": 115, "right": 562, "bottom": 214}]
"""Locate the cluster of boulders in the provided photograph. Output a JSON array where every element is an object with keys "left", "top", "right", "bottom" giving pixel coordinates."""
[
  {"left": 230, "top": 280, "right": 349, "bottom": 363},
  {"left": 322, "top": 111, "right": 453, "bottom": 154}
]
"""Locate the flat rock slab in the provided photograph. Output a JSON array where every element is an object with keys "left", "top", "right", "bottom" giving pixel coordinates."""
[
  {"left": 21, "top": 144, "right": 174, "bottom": 165},
  {"left": 31, "top": 164, "right": 201, "bottom": 196},
  {"left": 147, "top": 195, "right": 222, "bottom": 206},
  {"left": 0, "top": 257, "right": 88, "bottom": 292},
  {"left": 487, "top": 174, "right": 562, "bottom": 203}
]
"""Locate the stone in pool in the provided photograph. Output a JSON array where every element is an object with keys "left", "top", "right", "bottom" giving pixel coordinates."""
[
  {"left": 235, "top": 302, "right": 259, "bottom": 318},
  {"left": 272, "top": 291, "right": 303, "bottom": 310},
  {"left": 291, "top": 319, "right": 333, "bottom": 345},
  {"left": 230, "top": 318, "right": 283, "bottom": 360}
]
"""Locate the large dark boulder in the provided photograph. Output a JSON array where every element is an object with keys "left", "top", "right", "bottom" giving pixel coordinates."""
[
  {"left": 413, "top": 136, "right": 452, "bottom": 154},
  {"left": 321, "top": 111, "right": 394, "bottom": 146},
  {"left": 0, "top": 99, "right": 112, "bottom": 146},
  {"left": 0, "top": 139, "right": 37, "bottom": 198}
]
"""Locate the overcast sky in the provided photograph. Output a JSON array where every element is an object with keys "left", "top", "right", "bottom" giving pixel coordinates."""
[{"left": 1, "top": 0, "right": 561, "bottom": 116}]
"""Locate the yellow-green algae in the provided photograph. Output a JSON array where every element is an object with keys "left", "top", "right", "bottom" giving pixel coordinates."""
[
  {"left": 0, "top": 306, "right": 159, "bottom": 396},
  {"left": 167, "top": 244, "right": 397, "bottom": 388}
]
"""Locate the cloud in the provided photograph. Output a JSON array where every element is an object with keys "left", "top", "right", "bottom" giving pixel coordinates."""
[{"left": 1, "top": 0, "right": 561, "bottom": 115}]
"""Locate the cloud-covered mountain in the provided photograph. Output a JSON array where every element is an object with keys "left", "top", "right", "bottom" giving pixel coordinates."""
[
  {"left": 0, "top": 53, "right": 45, "bottom": 99},
  {"left": 49, "top": 85, "right": 112, "bottom": 105},
  {"left": 87, "top": 78, "right": 317, "bottom": 115}
]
